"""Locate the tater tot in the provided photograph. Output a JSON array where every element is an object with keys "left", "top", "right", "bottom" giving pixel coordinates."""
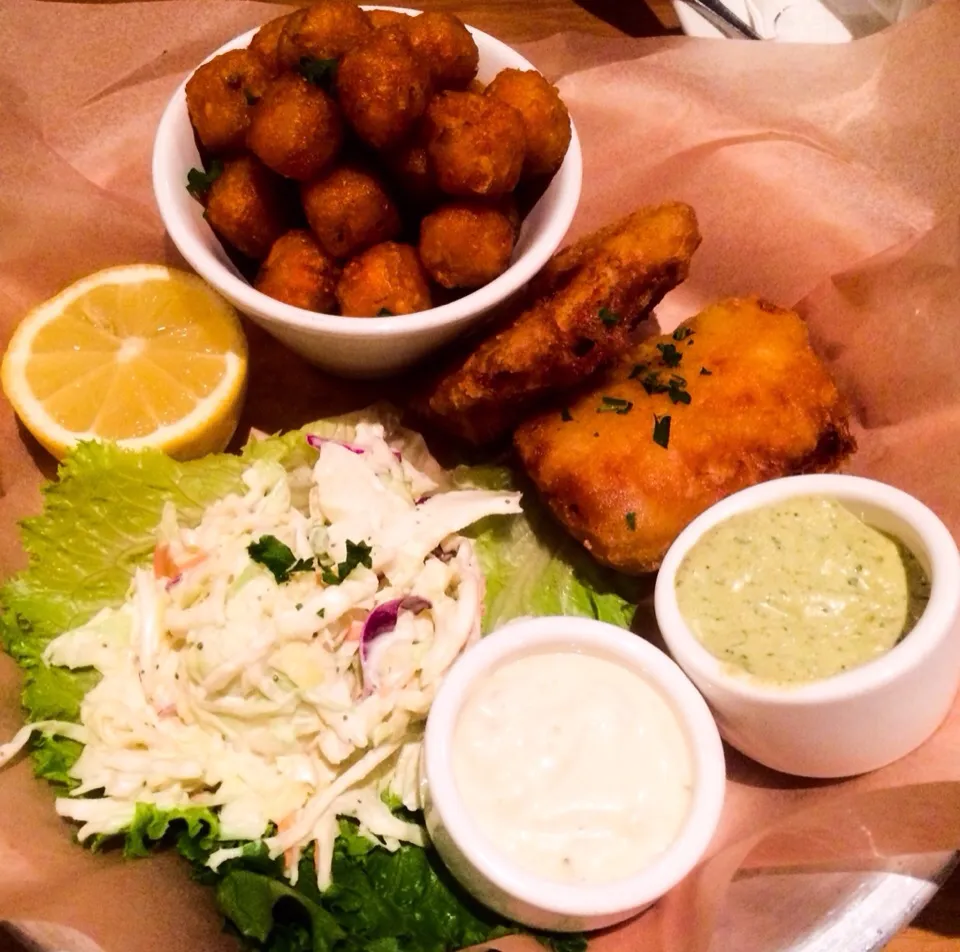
[
  {"left": 301, "top": 163, "right": 402, "bottom": 259},
  {"left": 485, "top": 68, "right": 572, "bottom": 178},
  {"left": 204, "top": 155, "right": 292, "bottom": 260},
  {"left": 424, "top": 91, "right": 526, "bottom": 197},
  {"left": 336, "top": 28, "right": 431, "bottom": 150},
  {"left": 404, "top": 12, "right": 479, "bottom": 90},
  {"left": 367, "top": 9, "right": 411, "bottom": 30},
  {"left": 248, "top": 13, "right": 293, "bottom": 76},
  {"left": 247, "top": 73, "right": 343, "bottom": 181},
  {"left": 276, "top": 0, "right": 372, "bottom": 70},
  {"left": 254, "top": 230, "right": 339, "bottom": 311},
  {"left": 185, "top": 49, "right": 270, "bottom": 154},
  {"left": 419, "top": 200, "right": 517, "bottom": 289},
  {"left": 336, "top": 242, "right": 432, "bottom": 316}
]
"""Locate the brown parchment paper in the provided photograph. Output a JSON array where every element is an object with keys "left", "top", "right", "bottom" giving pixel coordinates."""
[{"left": 2, "top": 1, "right": 960, "bottom": 950}]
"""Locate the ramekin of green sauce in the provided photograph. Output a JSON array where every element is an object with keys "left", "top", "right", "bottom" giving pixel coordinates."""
[{"left": 654, "top": 474, "right": 960, "bottom": 779}]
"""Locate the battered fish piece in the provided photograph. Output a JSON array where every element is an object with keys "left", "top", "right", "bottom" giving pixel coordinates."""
[
  {"left": 514, "top": 297, "right": 856, "bottom": 574},
  {"left": 418, "top": 202, "right": 701, "bottom": 444}
]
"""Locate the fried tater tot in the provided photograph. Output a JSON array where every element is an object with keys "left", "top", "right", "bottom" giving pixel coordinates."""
[
  {"left": 204, "top": 155, "right": 293, "bottom": 260},
  {"left": 419, "top": 201, "right": 516, "bottom": 289},
  {"left": 425, "top": 91, "right": 526, "bottom": 197},
  {"left": 417, "top": 202, "right": 702, "bottom": 445},
  {"left": 514, "top": 298, "right": 857, "bottom": 574},
  {"left": 248, "top": 12, "right": 293, "bottom": 76},
  {"left": 185, "top": 49, "right": 271, "bottom": 154},
  {"left": 247, "top": 73, "right": 343, "bottom": 181},
  {"left": 367, "top": 9, "right": 411, "bottom": 30},
  {"left": 404, "top": 12, "right": 479, "bottom": 90},
  {"left": 336, "top": 242, "right": 432, "bottom": 316},
  {"left": 301, "top": 163, "right": 402, "bottom": 259},
  {"left": 485, "top": 68, "right": 571, "bottom": 178},
  {"left": 276, "top": 0, "right": 372, "bottom": 70},
  {"left": 255, "top": 230, "right": 339, "bottom": 312},
  {"left": 336, "top": 27, "right": 431, "bottom": 149}
]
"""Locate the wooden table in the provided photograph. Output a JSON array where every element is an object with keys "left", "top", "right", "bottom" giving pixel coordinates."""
[
  {"left": 52, "top": 0, "right": 959, "bottom": 949},
  {"left": 403, "top": 3, "right": 958, "bottom": 950}
]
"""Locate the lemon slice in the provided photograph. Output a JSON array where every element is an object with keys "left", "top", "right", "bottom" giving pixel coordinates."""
[{"left": 1, "top": 265, "right": 248, "bottom": 461}]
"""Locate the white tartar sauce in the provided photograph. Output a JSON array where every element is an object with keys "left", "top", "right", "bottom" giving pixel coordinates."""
[{"left": 452, "top": 650, "right": 693, "bottom": 884}]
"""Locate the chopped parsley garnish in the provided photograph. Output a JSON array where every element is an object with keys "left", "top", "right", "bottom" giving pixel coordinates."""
[
  {"left": 653, "top": 414, "right": 671, "bottom": 448},
  {"left": 321, "top": 539, "right": 374, "bottom": 585},
  {"left": 625, "top": 511, "right": 637, "bottom": 531},
  {"left": 667, "top": 375, "right": 691, "bottom": 405},
  {"left": 248, "top": 535, "right": 315, "bottom": 584},
  {"left": 672, "top": 326, "right": 693, "bottom": 341},
  {"left": 598, "top": 307, "right": 620, "bottom": 327},
  {"left": 185, "top": 159, "right": 223, "bottom": 199},
  {"left": 640, "top": 371, "right": 668, "bottom": 395},
  {"left": 317, "top": 608, "right": 326, "bottom": 618},
  {"left": 561, "top": 407, "right": 573, "bottom": 422},
  {"left": 597, "top": 395, "right": 633, "bottom": 415},
  {"left": 298, "top": 55, "right": 339, "bottom": 86},
  {"left": 656, "top": 342, "right": 683, "bottom": 368},
  {"left": 377, "top": 307, "right": 394, "bottom": 317},
  {"left": 700, "top": 366, "right": 713, "bottom": 376},
  {"left": 628, "top": 363, "right": 647, "bottom": 380}
]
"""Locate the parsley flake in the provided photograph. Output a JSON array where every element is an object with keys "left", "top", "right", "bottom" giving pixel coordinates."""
[
  {"left": 673, "top": 326, "right": 693, "bottom": 341},
  {"left": 656, "top": 342, "right": 683, "bottom": 368},
  {"left": 700, "top": 367, "right": 713, "bottom": 376},
  {"left": 628, "top": 363, "right": 648, "bottom": 380},
  {"left": 377, "top": 307, "right": 394, "bottom": 317},
  {"left": 248, "top": 535, "right": 315, "bottom": 584},
  {"left": 667, "top": 375, "right": 691, "bottom": 405},
  {"left": 652, "top": 414, "right": 671, "bottom": 449},
  {"left": 298, "top": 55, "right": 338, "bottom": 87},
  {"left": 317, "top": 608, "right": 326, "bottom": 618},
  {"left": 186, "top": 159, "right": 223, "bottom": 200},
  {"left": 561, "top": 407, "right": 573, "bottom": 422},
  {"left": 597, "top": 395, "right": 633, "bottom": 415},
  {"left": 641, "top": 371, "right": 668, "bottom": 395},
  {"left": 625, "top": 511, "right": 636, "bottom": 531},
  {"left": 322, "top": 539, "right": 374, "bottom": 585},
  {"left": 598, "top": 307, "right": 620, "bottom": 327}
]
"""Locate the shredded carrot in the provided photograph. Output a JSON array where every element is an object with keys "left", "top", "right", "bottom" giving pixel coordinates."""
[{"left": 152, "top": 544, "right": 178, "bottom": 579}]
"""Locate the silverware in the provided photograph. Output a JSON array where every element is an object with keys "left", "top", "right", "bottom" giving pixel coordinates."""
[{"left": 680, "top": 0, "right": 764, "bottom": 38}]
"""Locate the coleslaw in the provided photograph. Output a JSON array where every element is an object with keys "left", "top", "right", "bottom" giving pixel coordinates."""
[{"left": 0, "top": 422, "right": 521, "bottom": 889}]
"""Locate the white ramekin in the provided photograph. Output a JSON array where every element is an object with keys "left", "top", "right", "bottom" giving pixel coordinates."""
[
  {"left": 151, "top": 8, "right": 582, "bottom": 379},
  {"left": 421, "top": 617, "right": 726, "bottom": 932},
  {"left": 655, "top": 474, "right": 960, "bottom": 779}
]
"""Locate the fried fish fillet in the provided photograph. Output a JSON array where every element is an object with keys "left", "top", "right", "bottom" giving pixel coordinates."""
[
  {"left": 417, "top": 202, "right": 702, "bottom": 445},
  {"left": 514, "top": 297, "right": 856, "bottom": 574}
]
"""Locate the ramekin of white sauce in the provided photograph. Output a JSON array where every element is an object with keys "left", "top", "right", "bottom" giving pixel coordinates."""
[
  {"left": 655, "top": 474, "right": 960, "bottom": 779},
  {"left": 422, "top": 617, "right": 726, "bottom": 932}
]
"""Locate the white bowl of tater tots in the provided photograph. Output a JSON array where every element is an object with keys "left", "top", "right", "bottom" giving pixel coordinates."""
[{"left": 152, "top": 3, "right": 582, "bottom": 378}]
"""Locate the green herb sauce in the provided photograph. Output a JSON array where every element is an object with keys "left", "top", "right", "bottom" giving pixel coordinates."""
[{"left": 674, "top": 496, "right": 931, "bottom": 684}]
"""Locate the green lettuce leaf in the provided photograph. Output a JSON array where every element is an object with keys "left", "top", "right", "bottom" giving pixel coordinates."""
[{"left": 0, "top": 405, "right": 619, "bottom": 952}]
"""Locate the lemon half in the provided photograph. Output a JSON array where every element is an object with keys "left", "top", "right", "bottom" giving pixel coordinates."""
[{"left": 1, "top": 265, "right": 248, "bottom": 461}]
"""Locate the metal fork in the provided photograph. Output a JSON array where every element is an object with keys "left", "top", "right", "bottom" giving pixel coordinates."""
[{"left": 680, "top": 0, "right": 764, "bottom": 38}]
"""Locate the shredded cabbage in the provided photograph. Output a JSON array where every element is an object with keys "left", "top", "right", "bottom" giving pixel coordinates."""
[{"left": 6, "top": 423, "right": 520, "bottom": 889}]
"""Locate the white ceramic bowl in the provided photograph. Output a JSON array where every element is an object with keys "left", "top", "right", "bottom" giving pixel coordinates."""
[
  {"left": 152, "top": 7, "right": 582, "bottom": 379},
  {"left": 422, "top": 617, "right": 726, "bottom": 932},
  {"left": 655, "top": 474, "right": 960, "bottom": 779}
]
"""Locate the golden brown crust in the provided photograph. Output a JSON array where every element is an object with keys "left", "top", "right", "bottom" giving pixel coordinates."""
[
  {"left": 185, "top": 49, "right": 271, "bottom": 154},
  {"left": 336, "top": 28, "right": 431, "bottom": 150},
  {"left": 247, "top": 73, "right": 344, "bottom": 181},
  {"left": 417, "top": 201, "right": 702, "bottom": 444},
  {"left": 254, "top": 230, "right": 339, "bottom": 312},
  {"left": 248, "top": 13, "right": 293, "bottom": 77},
  {"left": 485, "top": 68, "right": 571, "bottom": 179},
  {"left": 418, "top": 201, "right": 516, "bottom": 289},
  {"left": 367, "top": 9, "right": 412, "bottom": 31},
  {"left": 300, "top": 163, "right": 402, "bottom": 260},
  {"left": 203, "top": 155, "right": 293, "bottom": 260},
  {"left": 425, "top": 91, "right": 526, "bottom": 198},
  {"left": 276, "top": 0, "right": 372, "bottom": 70},
  {"left": 404, "top": 12, "right": 479, "bottom": 90},
  {"left": 514, "top": 297, "right": 857, "bottom": 575},
  {"left": 336, "top": 242, "right": 432, "bottom": 316}
]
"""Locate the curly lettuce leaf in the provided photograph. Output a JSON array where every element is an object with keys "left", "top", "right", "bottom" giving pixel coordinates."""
[{"left": 0, "top": 405, "right": 618, "bottom": 952}]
